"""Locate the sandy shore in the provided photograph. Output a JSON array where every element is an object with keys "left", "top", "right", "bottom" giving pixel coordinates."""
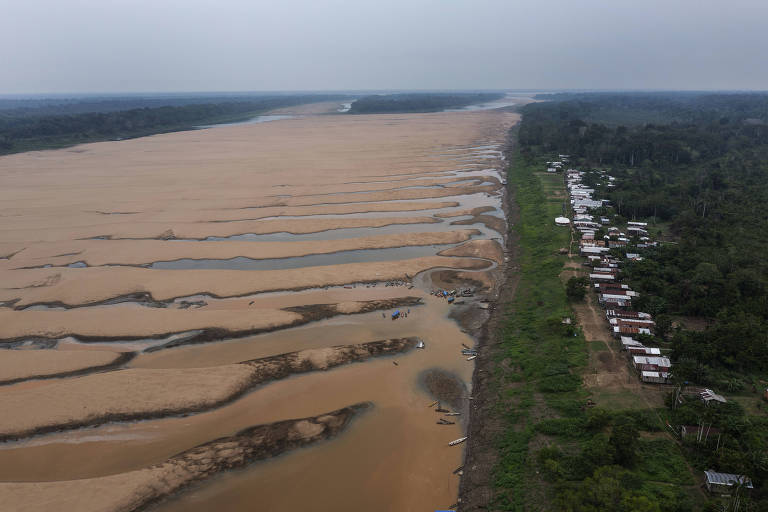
[{"left": 0, "top": 350, "right": 121, "bottom": 382}]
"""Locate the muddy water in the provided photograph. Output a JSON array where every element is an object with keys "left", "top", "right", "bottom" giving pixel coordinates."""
[{"left": 0, "top": 296, "right": 473, "bottom": 511}]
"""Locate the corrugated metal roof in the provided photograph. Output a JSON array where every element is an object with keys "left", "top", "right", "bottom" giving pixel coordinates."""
[{"left": 704, "top": 470, "right": 753, "bottom": 488}]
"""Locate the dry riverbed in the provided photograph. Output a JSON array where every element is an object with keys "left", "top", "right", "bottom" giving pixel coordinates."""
[{"left": 0, "top": 98, "right": 521, "bottom": 511}]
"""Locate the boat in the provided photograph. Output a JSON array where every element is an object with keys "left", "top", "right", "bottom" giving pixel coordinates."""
[
  {"left": 416, "top": 340, "right": 425, "bottom": 349},
  {"left": 445, "top": 412, "right": 461, "bottom": 416},
  {"left": 466, "top": 355, "right": 477, "bottom": 361},
  {"left": 449, "top": 436, "right": 468, "bottom": 446}
]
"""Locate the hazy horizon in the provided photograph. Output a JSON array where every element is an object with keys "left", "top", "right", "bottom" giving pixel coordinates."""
[
  {"left": 2, "top": 0, "right": 767, "bottom": 95},
  {"left": 3, "top": 88, "right": 768, "bottom": 100}
]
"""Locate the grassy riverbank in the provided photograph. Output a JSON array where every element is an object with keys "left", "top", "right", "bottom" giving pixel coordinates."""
[
  {"left": 486, "top": 150, "right": 700, "bottom": 511},
  {"left": 489, "top": 150, "right": 585, "bottom": 509}
]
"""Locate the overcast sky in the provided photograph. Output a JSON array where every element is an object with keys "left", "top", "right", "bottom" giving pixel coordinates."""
[{"left": 1, "top": 0, "right": 766, "bottom": 94}]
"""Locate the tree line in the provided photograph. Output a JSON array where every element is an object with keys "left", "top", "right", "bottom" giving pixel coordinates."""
[
  {"left": 348, "top": 92, "right": 504, "bottom": 114},
  {"left": 0, "top": 94, "right": 348, "bottom": 154}
]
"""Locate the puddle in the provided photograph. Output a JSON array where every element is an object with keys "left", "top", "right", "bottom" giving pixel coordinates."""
[
  {"left": 266, "top": 192, "right": 502, "bottom": 218},
  {"left": 201, "top": 218, "right": 496, "bottom": 242},
  {"left": 150, "top": 244, "right": 459, "bottom": 271},
  {"left": 55, "top": 331, "right": 205, "bottom": 352}
]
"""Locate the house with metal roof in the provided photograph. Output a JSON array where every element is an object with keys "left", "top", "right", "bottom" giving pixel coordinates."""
[
  {"left": 704, "top": 470, "right": 753, "bottom": 494},
  {"left": 632, "top": 356, "right": 671, "bottom": 372},
  {"left": 641, "top": 371, "right": 671, "bottom": 384}
]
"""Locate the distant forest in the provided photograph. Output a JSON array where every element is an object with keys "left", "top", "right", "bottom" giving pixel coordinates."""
[
  {"left": 0, "top": 94, "right": 348, "bottom": 154},
  {"left": 348, "top": 92, "right": 504, "bottom": 114}
]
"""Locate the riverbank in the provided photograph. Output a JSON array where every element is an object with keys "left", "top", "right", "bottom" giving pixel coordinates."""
[
  {"left": 458, "top": 141, "right": 582, "bottom": 511},
  {"left": 458, "top": 129, "right": 703, "bottom": 510}
]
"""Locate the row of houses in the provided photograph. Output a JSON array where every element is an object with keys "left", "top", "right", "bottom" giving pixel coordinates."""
[
  {"left": 564, "top": 168, "right": 672, "bottom": 385},
  {"left": 563, "top": 164, "right": 751, "bottom": 496}
]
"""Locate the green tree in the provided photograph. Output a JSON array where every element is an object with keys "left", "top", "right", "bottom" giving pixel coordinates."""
[
  {"left": 567, "top": 276, "right": 588, "bottom": 301},
  {"left": 610, "top": 418, "right": 639, "bottom": 467}
]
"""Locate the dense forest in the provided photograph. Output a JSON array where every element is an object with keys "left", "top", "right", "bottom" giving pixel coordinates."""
[
  {"left": 520, "top": 93, "right": 768, "bottom": 377},
  {"left": 348, "top": 92, "right": 504, "bottom": 114},
  {"left": 517, "top": 93, "right": 768, "bottom": 510},
  {"left": 0, "top": 94, "right": 347, "bottom": 154}
]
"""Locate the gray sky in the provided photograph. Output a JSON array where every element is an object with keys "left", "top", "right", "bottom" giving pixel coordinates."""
[{"left": 1, "top": 0, "right": 766, "bottom": 94}]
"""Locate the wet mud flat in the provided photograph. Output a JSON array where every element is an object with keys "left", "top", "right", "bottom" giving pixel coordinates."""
[
  {"left": 1, "top": 404, "right": 368, "bottom": 512},
  {"left": 0, "top": 338, "right": 417, "bottom": 442},
  {"left": 0, "top": 105, "right": 521, "bottom": 511}
]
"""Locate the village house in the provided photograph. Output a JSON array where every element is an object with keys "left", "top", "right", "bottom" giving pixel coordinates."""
[
  {"left": 581, "top": 246, "right": 610, "bottom": 256},
  {"left": 614, "top": 324, "right": 651, "bottom": 337},
  {"left": 620, "top": 336, "right": 643, "bottom": 349},
  {"left": 632, "top": 355, "right": 672, "bottom": 372},
  {"left": 641, "top": 371, "right": 671, "bottom": 384},
  {"left": 627, "top": 226, "right": 649, "bottom": 236},
  {"left": 596, "top": 283, "right": 630, "bottom": 291},
  {"left": 628, "top": 346, "right": 661, "bottom": 356},
  {"left": 609, "top": 317, "right": 653, "bottom": 327},
  {"left": 704, "top": 470, "right": 753, "bottom": 495},
  {"left": 591, "top": 273, "right": 618, "bottom": 282},
  {"left": 602, "top": 296, "right": 632, "bottom": 308},
  {"left": 573, "top": 199, "right": 604, "bottom": 209},
  {"left": 592, "top": 266, "right": 619, "bottom": 274},
  {"left": 605, "top": 309, "right": 651, "bottom": 319}
]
